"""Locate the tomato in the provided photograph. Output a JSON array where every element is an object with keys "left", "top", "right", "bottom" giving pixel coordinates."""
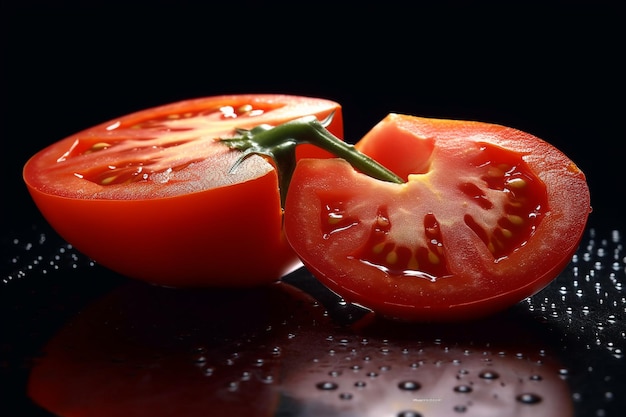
[
  {"left": 284, "top": 113, "right": 590, "bottom": 321},
  {"left": 23, "top": 94, "right": 343, "bottom": 287}
]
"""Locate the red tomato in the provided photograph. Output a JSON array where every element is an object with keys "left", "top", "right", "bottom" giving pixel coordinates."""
[
  {"left": 23, "top": 94, "right": 343, "bottom": 287},
  {"left": 284, "top": 114, "right": 590, "bottom": 321}
]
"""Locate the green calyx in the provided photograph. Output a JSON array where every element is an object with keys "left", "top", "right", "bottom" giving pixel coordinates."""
[{"left": 220, "top": 113, "right": 404, "bottom": 207}]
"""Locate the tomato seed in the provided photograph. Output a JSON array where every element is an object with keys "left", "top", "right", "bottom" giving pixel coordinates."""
[
  {"left": 507, "top": 214, "right": 524, "bottom": 226},
  {"left": 506, "top": 178, "right": 527, "bottom": 188}
]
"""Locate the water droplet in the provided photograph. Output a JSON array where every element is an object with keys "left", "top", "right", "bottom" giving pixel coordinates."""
[
  {"left": 316, "top": 381, "right": 338, "bottom": 390},
  {"left": 397, "top": 411, "right": 423, "bottom": 417},
  {"left": 529, "top": 374, "right": 543, "bottom": 381},
  {"left": 194, "top": 355, "right": 207, "bottom": 365},
  {"left": 478, "top": 370, "right": 500, "bottom": 380},
  {"left": 354, "top": 381, "right": 367, "bottom": 388},
  {"left": 398, "top": 380, "right": 421, "bottom": 391},
  {"left": 516, "top": 393, "right": 542, "bottom": 404},
  {"left": 454, "top": 385, "right": 473, "bottom": 393},
  {"left": 339, "top": 392, "right": 353, "bottom": 400}
]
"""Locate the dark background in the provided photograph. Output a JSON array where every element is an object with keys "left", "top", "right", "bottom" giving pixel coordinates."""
[{"left": 2, "top": 1, "right": 624, "bottom": 233}]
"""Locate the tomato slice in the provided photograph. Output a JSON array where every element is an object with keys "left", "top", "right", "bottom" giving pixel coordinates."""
[
  {"left": 23, "top": 94, "right": 343, "bottom": 287},
  {"left": 284, "top": 114, "right": 590, "bottom": 321}
]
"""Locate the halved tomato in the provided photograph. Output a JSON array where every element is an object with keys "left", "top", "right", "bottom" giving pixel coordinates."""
[
  {"left": 23, "top": 94, "right": 343, "bottom": 287},
  {"left": 284, "top": 114, "right": 590, "bottom": 321}
]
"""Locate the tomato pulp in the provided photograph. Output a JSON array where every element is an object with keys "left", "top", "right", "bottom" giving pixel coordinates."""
[
  {"left": 23, "top": 94, "right": 343, "bottom": 287},
  {"left": 284, "top": 114, "right": 590, "bottom": 321}
]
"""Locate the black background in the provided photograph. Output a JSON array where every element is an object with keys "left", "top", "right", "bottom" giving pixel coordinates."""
[{"left": 2, "top": 1, "right": 624, "bottom": 232}]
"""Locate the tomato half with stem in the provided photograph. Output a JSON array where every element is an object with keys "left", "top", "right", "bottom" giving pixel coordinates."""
[
  {"left": 23, "top": 94, "right": 343, "bottom": 287},
  {"left": 284, "top": 113, "right": 590, "bottom": 321}
]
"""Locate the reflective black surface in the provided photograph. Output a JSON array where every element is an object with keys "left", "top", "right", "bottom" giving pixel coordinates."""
[{"left": 1, "top": 222, "right": 624, "bottom": 416}]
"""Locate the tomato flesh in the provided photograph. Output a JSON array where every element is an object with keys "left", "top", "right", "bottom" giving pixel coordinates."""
[
  {"left": 23, "top": 94, "right": 343, "bottom": 287},
  {"left": 284, "top": 114, "right": 590, "bottom": 321}
]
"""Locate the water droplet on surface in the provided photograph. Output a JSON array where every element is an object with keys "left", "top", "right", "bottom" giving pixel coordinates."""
[
  {"left": 454, "top": 384, "right": 473, "bottom": 393},
  {"left": 339, "top": 392, "right": 353, "bottom": 400},
  {"left": 478, "top": 370, "right": 500, "bottom": 380},
  {"left": 453, "top": 405, "right": 468, "bottom": 413},
  {"left": 516, "top": 393, "right": 542, "bottom": 404},
  {"left": 397, "top": 411, "right": 423, "bottom": 417},
  {"left": 316, "top": 381, "right": 338, "bottom": 391},
  {"left": 398, "top": 380, "right": 421, "bottom": 391}
]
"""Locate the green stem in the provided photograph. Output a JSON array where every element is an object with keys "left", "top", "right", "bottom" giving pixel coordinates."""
[{"left": 221, "top": 115, "right": 404, "bottom": 206}]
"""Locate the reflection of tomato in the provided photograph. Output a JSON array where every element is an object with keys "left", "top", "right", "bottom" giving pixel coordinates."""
[
  {"left": 28, "top": 269, "right": 573, "bottom": 417},
  {"left": 280, "top": 314, "right": 574, "bottom": 417},
  {"left": 28, "top": 280, "right": 333, "bottom": 417},
  {"left": 284, "top": 114, "right": 590, "bottom": 321},
  {"left": 23, "top": 95, "right": 342, "bottom": 287}
]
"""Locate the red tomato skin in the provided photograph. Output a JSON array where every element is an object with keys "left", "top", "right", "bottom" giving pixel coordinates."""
[
  {"left": 285, "top": 114, "right": 591, "bottom": 321},
  {"left": 26, "top": 170, "right": 297, "bottom": 287},
  {"left": 23, "top": 94, "right": 342, "bottom": 287}
]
